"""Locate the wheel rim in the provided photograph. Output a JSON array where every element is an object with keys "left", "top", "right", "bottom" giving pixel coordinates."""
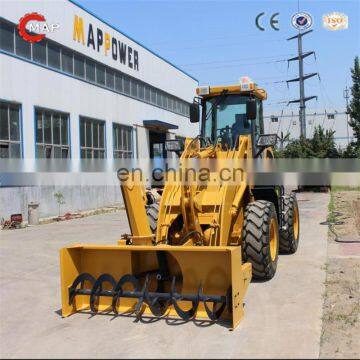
[
  {"left": 269, "top": 218, "right": 278, "bottom": 261},
  {"left": 293, "top": 204, "right": 299, "bottom": 240}
]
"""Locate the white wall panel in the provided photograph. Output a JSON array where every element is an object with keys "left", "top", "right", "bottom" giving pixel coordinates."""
[{"left": 0, "top": 0, "right": 197, "bottom": 101}]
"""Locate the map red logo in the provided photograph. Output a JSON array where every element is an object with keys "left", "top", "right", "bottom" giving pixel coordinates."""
[{"left": 18, "top": 12, "right": 60, "bottom": 43}]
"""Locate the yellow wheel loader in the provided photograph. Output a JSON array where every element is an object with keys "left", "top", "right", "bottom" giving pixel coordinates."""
[{"left": 60, "top": 78, "right": 300, "bottom": 329}]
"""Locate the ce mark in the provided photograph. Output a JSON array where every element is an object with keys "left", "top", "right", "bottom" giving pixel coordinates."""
[{"left": 255, "top": 12, "right": 280, "bottom": 31}]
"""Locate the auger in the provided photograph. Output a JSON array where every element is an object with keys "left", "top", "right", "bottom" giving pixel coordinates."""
[{"left": 69, "top": 272, "right": 231, "bottom": 321}]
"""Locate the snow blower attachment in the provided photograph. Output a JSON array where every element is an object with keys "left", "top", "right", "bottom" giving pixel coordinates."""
[{"left": 60, "top": 245, "right": 251, "bottom": 328}]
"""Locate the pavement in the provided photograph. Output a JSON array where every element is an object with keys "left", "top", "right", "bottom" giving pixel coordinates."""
[{"left": 0, "top": 192, "right": 329, "bottom": 359}]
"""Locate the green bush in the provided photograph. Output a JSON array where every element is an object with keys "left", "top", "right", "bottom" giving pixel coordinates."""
[{"left": 276, "top": 126, "right": 340, "bottom": 158}]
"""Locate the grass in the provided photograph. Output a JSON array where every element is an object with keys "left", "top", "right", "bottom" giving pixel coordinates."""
[
  {"left": 331, "top": 186, "right": 360, "bottom": 192},
  {"left": 328, "top": 191, "right": 336, "bottom": 223}
]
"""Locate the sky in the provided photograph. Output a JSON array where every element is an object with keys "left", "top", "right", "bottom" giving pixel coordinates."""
[{"left": 78, "top": 0, "right": 359, "bottom": 115}]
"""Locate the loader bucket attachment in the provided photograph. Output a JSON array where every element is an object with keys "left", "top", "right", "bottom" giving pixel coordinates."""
[{"left": 60, "top": 244, "right": 251, "bottom": 329}]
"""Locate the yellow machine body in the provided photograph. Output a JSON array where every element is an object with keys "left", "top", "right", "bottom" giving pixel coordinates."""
[{"left": 59, "top": 82, "right": 285, "bottom": 329}]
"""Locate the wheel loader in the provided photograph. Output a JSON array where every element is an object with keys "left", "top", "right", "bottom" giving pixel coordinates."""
[{"left": 60, "top": 77, "right": 300, "bottom": 329}]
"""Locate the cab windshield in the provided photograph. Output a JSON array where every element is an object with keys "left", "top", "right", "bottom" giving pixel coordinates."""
[{"left": 203, "top": 95, "right": 252, "bottom": 144}]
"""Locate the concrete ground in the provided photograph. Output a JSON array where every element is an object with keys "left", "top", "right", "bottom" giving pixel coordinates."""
[{"left": 0, "top": 193, "right": 329, "bottom": 359}]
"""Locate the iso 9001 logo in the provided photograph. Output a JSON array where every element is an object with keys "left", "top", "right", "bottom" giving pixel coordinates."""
[
  {"left": 291, "top": 12, "right": 313, "bottom": 30},
  {"left": 323, "top": 12, "right": 348, "bottom": 31}
]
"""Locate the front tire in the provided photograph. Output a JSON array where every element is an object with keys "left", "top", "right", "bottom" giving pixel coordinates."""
[
  {"left": 146, "top": 203, "right": 159, "bottom": 233},
  {"left": 279, "top": 193, "right": 300, "bottom": 254},
  {"left": 242, "top": 200, "right": 279, "bottom": 280}
]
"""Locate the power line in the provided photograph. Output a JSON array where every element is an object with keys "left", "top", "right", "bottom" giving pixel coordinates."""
[
  {"left": 159, "top": 36, "right": 291, "bottom": 52},
  {"left": 148, "top": 32, "right": 294, "bottom": 48},
  {"left": 183, "top": 59, "right": 288, "bottom": 71},
  {"left": 179, "top": 53, "right": 296, "bottom": 67},
  {"left": 264, "top": 111, "right": 346, "bottom": 119}
]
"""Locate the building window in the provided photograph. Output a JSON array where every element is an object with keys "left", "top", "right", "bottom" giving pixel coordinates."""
[
  {"left": 156, "top": 91, "right": 163, "bottom": 107},
  {"left": 0, "top": 20, "right": 14, "bottom": 53},
  {"left": 35, "top": 108, "right": 70, "bottom": 158},
  {"left": 123, "top": 76, "right": 130, "bottom": 94},
  {"left": 150, "top": 88, "right": 156, "bottom": 104},
  {"left": 271, "top": 116, "right": 279, "bottom": 123},
  {"left": 80, "top": 117, "right": 106, "bottom": 158},
  {"left": 115, "top": 73, "right": 123, "bottom": 92},
  {"left": 74, "top": 53, "right": 85, "bottom": 78},
  {"left": 15, "top": 32, "right": 31, "bottom": 59},
  {"left": 96, "top": 63, "right": 105, "bottom": 85},
  {"left": 48, "top": 42, "right": 60, "bottom": 69},
  {"left": 113, "top": 123, "right": 133, "bottom": 158},
  {"left": 130, "top": 79, "right": 138, "bottom": 98},
  {"left": 168, "top": 98, "right": 174, "bottom": 111},
  {"left": 0, "top": 101, "right": 21, "bottom": 158},
  {"left": 138, "top": 83, "right": 145, "bottom": 100},
  {"left": 175, "top": 99, "right": 181, "bottom": 113},
  {"left": 86, "top": 59, "right": 96, "bottom": 82},
  {"left": 61, "top": 48, "right": 73, "bottom": 74},
  {"left": 33, "top": 40, "right": 47, "bottom": 64},
  {"left": 327, "top": 114, "right": 335, "bottom": 120},
  {"left": 145, "top": 86, "right": 151, "bottom": 102},
  {"left": 106, "top": 68, "right": 114, "bottom": 89}
]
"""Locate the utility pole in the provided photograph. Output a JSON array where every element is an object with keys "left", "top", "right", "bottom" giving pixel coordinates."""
[
  {"left": 287, "top": 30, "right": 318, "bottom": 139},
  {"left": 343, "top": 86, "right": 350, "bottom": 144}
]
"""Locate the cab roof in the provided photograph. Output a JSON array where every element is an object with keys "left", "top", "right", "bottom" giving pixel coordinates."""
[{"left": 196, "top": 85, "right": 267, "bottom": 100}]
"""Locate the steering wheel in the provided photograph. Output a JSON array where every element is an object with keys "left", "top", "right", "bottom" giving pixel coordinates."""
[{"left": 216, "top": 126, "right": 233, "bottom": 148}]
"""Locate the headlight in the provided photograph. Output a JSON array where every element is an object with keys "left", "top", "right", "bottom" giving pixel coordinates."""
[
  {"left": 256, "top": 134, "right": 279, "bottom": 147},
  {"left": 165, "top": 139, "right": 184, "bottom": 152}
]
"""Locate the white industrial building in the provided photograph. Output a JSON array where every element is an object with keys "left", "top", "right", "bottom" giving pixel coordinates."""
[
  {"left": 0, "top": 0, "right": 198, "bottom": 220},
  {"left": 264, "top": 109, "right": 354, "bottom": 148}
]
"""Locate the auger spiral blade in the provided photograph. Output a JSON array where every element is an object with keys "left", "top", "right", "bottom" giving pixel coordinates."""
[{"left": 67, "top": 272, "right": 229, "bottom": 321}]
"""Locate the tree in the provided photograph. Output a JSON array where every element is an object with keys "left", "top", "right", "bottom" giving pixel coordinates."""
[
  {"left": 54, "top": 191, "right": 65, "bottom": 217},
  {"left": 310, "top": 126, "right": 339, "bottom": 158},
  {"left": 276, "top": 126, "right": 339, "bottom": 158},
  {"left": 344, "top": 56, "right": 360, "bottom": 158}
]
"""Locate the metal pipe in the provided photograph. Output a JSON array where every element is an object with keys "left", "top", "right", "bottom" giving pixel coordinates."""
[{"left": 73, "top": 288, "right": 227, "bottom": 303}]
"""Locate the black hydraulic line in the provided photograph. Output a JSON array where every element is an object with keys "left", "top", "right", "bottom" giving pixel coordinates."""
[
  {"left": 320, "top": 211, "right": 360, "bottom": 244},
  {"left": 178, "top": 230, "right": 202, "bottom": 245}
]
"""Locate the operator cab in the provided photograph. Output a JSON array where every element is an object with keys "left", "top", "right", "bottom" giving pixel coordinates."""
[
  {"left": 190, "top": 77, "right": 271, "bottom": 156},
  {"left": 166, "top": 78, "right": 278, "bottom": 156}
]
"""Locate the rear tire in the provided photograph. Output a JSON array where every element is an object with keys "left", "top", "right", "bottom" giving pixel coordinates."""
[
  {"left": 242, "top": 200, "right": 279, "bottom": 280},
  {"left": 279, "top": 193, "right": 300, "bottom": 254},
  {"left": 146, "top": 203, "right": 159, "bottom": 233}
]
